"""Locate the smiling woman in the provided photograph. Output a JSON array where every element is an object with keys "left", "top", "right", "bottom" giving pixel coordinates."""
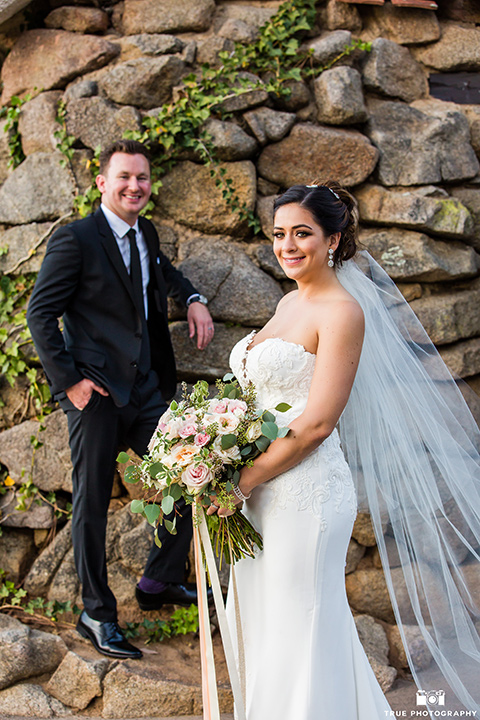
[{"left": 211, "top": 180, "right": 480, "bottom": 720}]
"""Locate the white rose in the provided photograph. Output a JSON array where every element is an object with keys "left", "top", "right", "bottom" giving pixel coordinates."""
[
  {"left": 246, "top": 420, "right": 262, "bottom": 442},
  {"left": 212, "top": 435, "right": 241, "bottom": 463},
  {"left": 215, "top": 412, "right": 241, "bottom": 435}
]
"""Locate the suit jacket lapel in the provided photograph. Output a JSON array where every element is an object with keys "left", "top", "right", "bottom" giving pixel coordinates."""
[{"left": 94, "top": 207, "right": 139, "bottom": 311}]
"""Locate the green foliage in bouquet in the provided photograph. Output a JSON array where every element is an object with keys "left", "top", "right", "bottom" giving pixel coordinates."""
[{"left": 117, "top": 377, "right": 291, "bottom": 565}]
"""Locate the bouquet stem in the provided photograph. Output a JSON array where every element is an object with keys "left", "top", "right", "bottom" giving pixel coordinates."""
[{"left": 205, "top": 509, "right": 263, "bottom": 567}]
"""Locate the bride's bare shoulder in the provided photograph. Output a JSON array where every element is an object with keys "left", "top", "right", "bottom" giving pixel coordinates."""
[{"left": 314, "top": 287, "right": 364, "bottom": 339}]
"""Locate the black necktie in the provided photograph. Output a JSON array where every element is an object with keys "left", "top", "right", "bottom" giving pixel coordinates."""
[
  {"left": 126, "top": 228, "right": 150, "bottom": 375},
  {"left": 127, "top": 228, "right": 145, "bottom": 319}
]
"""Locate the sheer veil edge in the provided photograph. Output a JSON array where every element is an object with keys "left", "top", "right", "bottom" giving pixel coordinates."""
[{"left": 337, "top": 251, "right": 480, "bottom": 713}]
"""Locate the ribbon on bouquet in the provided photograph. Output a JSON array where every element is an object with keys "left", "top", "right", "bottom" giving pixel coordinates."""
[{"left": 192, "top": 502, "right": 247, "bottom": 720}]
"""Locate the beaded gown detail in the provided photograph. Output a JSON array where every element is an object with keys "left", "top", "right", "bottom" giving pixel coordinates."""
[{"left": 227, "top": 331, "right": 392, "bottom": 720}]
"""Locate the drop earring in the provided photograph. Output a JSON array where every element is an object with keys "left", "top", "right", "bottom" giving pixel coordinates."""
[{"left": 328, "top": 248, "right": 334, "bottom": 268}]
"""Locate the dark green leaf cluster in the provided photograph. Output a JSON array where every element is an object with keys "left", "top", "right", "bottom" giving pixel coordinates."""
[
  {"left": 0, "top": 568, "right": 80, "bottom": 622},
  {"left": 123, "top": 604, "right": 199, "bottom": 644},
  {"left": 54, "top": 99, "right": 76, "bottom": 167},
  {"left": 1, "top": 93, "right": 33, "bottom": 169}
]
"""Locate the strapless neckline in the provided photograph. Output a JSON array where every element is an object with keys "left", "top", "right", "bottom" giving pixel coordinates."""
[{"left": 245, "top": 330, "right": 316, "bottom": 359}]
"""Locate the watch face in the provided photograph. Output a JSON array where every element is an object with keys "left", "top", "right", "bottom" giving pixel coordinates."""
[{"left": 188, "top": 294, "right": 208, "bottom": 306}]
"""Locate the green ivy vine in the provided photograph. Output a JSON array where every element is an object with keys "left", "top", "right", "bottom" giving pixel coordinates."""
[{"left": 72, "top": 0, "right": 370, "bottom": 226}]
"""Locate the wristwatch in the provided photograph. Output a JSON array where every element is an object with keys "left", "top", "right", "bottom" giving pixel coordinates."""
[{"left": 186, "top": 293, "right": 208, "bottom": 308}]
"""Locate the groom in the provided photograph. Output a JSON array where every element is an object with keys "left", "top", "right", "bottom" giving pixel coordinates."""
[{"left": 27, "top": 139, "right": 214, "bottom": 659}]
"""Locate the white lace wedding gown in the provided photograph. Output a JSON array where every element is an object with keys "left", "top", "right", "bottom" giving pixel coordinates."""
[{"left": 227, "top": 331, "right": 392, "bottom": 720}]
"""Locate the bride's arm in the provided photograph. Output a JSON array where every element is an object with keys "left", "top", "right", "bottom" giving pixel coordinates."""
[
  {"left": 207, "top": 299, "right": 364, "bottom": 516},
  {"left": 238, "top": 300, "right": 364, "bottom": 498}
]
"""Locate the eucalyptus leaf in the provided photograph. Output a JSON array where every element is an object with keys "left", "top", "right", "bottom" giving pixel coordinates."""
[
  {"left": 116, "top": 451, "right": 130, "bottom": 464},
  {"left": 278, "top": 427, "right": 290, "bottom": 438},
  {"left": 263, "top": 411, "right": 275, "bottom": 423},
  {"left": 168, "top": 483, "right": 183, "bottom": 501},
  {"left": 130, "top": 499, "right": 145, "bottom": 514},
  {"left": 255, "top": 435, "right": 270, "bottom": 453},
  {"left": 162, "top": 495, "right": 175, "bottom": 515},
  {"left": 154, "top": 529, "right": 162, "bottom": 549},
  {"left": 149, "top": 461, "right": 164, "bottom": 478},
  {"left": 275, "top": 403, "right": 292, "bottom": 413},
  {"left": 241, "top": 446, "right": 252, "bottom": 456},
  {"left": 261, "top": 421, "right": 278, "bottom": 441},
  {"left": 223, "top": 383, "right": 235, "bottom": 397},
  {"left": 221, "top": 434, "right": 237, "bottom": 450},
  {"left": 165, "top": 518, "right": 177, "bottom": 535},
  {"left": 144, "top": 504, "right": 161, "bottom": 525}
]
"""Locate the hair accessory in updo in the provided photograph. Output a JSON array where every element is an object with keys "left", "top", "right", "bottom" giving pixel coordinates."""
[{"left": 306, "top": 184, "right": 340, "bottom": 201}]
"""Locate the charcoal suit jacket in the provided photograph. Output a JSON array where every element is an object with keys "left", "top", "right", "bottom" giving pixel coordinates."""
[{"left": 27, "top": 207, "right": 196, "bottom": 406}]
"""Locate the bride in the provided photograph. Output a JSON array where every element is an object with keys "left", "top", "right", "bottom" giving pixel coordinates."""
[{"left": 207, "top": 181, "right": 480, "bottom": 719}]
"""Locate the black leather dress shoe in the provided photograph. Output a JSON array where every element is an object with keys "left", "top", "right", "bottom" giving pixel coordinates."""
[
  {"left": 136, "top": 582, "right": 211, "bottom": 611},
  {"left": 76, "top": 610, "right": 142, "bottom": 659}
]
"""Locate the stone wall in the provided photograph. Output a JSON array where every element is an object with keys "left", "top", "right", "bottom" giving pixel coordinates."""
[{"left": 0, "top": 0, "right": 479, "bottom": 714}]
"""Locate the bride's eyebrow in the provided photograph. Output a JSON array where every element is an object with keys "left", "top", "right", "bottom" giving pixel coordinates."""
[{"left": 273, "top": 224, "right": 313, "bottom": 230}]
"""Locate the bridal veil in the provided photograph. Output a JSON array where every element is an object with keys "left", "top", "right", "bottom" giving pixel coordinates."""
[{"left": 337, "top": 251, "right": 480, "bottom": 714}]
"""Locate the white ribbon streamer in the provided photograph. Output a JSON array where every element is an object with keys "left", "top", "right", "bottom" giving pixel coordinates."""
[{"left": 194, "top": 503, "right": 247, "bottom": 720}]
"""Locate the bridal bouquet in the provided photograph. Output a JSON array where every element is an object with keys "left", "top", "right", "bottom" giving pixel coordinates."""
[{"left": 117, "top": 376, "right": 290, "bottom": 565}]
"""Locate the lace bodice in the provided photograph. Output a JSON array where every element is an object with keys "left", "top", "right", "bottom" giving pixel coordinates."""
[
  {"left": 229, "top": 331, "right": 356, "bottom": 527},
  {"left": 230, "top": 331, "right": 316, "bottom": 426}
]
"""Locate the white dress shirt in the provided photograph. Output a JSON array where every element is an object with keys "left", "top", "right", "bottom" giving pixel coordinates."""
[{"left": 101, "top": 203, "right": 150, "bottom": 318}]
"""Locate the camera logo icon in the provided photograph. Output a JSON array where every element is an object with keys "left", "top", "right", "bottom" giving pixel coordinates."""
[{"left": 416, "top": 690, "right": 446, "bottom": 706}]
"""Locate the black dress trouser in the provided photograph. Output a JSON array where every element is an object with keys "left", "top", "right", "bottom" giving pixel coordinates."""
[{"left": 58, "top": 370, "right": 193, "bottom": 622}]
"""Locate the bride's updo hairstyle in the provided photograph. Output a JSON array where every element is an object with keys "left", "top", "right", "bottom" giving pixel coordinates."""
[{"left": 273, "top": 180, "right": 359, "bottom": 267}]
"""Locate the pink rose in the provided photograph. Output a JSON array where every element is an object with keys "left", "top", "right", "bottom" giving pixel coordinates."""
[
  {"left": 194, "top": 432, "right": 210, "bottom": 447},
  {"left": 181, "top": 462, "right": 212, "bottom": 493},
  {"left": 228, "top": 399, "right": 248, "bottom": 418},
  {"left": 208, "top": 399, "right": 229, "bottom": 414},
  {"left": 179, "top": 421, "right": 197, "bottom": 439}
]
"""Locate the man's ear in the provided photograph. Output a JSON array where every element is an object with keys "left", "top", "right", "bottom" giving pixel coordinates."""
[{"left": 95, "top": 174, "right": 106, "bottom": 193}]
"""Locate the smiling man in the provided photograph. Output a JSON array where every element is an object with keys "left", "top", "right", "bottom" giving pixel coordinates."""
[{"left": 27, "top": 140, "right": 214, "bottom": 659}]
